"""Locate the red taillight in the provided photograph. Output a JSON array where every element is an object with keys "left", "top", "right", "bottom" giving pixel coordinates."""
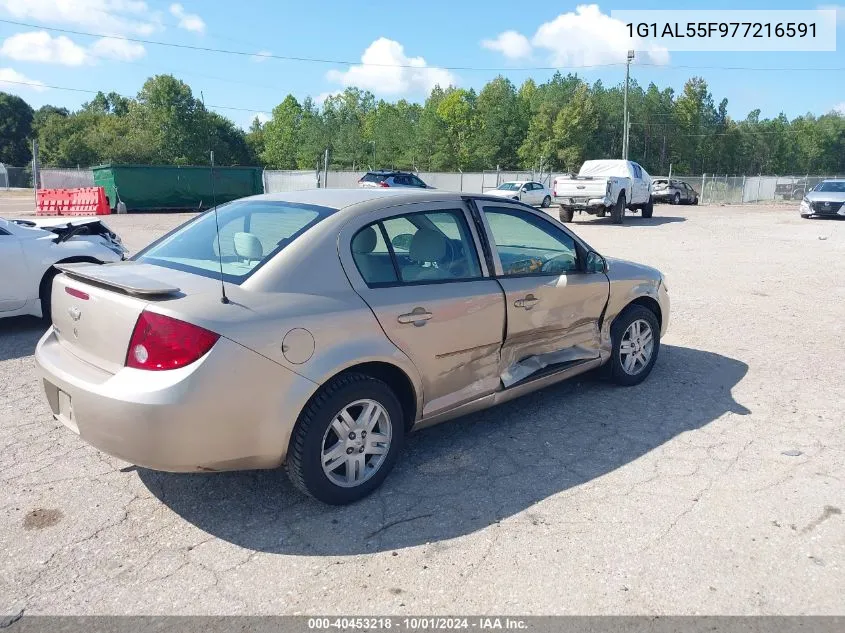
[
  {"left": 378, "top": 181, "right": 390, "bottom": 187},
  {"left": 65, "top": 287, "right": 89, "bottom": 300},
  {"left": 125, "top": 311, "right": 219, "bottom": 371}
]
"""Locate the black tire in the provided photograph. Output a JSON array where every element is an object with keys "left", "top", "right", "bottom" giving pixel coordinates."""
[
  {"left": 642, "top": 196, "right": 654, "bottom": 219},
  {"left": 608, "top": 305, "right": 661, "bottom": 386},
  {"left": 559, "top": 206, "right": 575, "bottom": 223},
  {"left": 692, "top": 196, "right": 699, "bottom": 206},
  {"left": 286, "top": 372, "right": 405, "bottom": 505},
  {"left": 672, "top": 192, "right": 681, "bottom": 205},
  {"left": 611, "top": 192, "right": 625, "bottom": 224},
  {"left": 39, "top": 268, "right": 60, "bottom": 323},
  {"left": 541, "top": 195, "right": 551, "bottom": 208},
  {"left": 800, "top": 213, "right": 812, "bottom": 219},
  {"left": 596, "top": 208, "right": 606, "bottom": 218}
]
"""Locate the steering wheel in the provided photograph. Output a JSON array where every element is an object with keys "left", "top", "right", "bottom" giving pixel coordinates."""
[
  {"left": 540, "top": 254, "right": 575, "bottom": 274},
  {"left": 506, "top": 257, "right": 544, "bottom": 275}
]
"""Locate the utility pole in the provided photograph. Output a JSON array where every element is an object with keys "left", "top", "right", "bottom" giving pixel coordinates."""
[{"left": 622, "top": 50, "right": 634, "bottom": 160}]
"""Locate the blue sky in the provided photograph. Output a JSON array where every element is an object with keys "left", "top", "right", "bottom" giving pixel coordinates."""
[{"left": 0, "top": 0, "right": 843, "bottom": 129}]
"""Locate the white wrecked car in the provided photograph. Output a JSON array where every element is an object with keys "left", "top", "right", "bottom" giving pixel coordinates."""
[{"left": 0, "top": 216, "right": 127, "bottom": 320}]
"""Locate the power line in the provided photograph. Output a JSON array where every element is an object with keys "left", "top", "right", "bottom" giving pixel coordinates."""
[
  {"left": 0, "top": 19, "right": 623, "bottom": 71},
  {"left": 0, "top": 78, "right": 265, "bottom": 113},
  {"left": 3, "top": 18, "right": 843, "bottom": 73}
]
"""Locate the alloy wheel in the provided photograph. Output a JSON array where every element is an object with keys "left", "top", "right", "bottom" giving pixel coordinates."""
[
  {"left": 619, "top": 319, "right": 654, "bottom": 375},
  {"left": 321, "top": 399, "right": 392, "bottom": 487}
]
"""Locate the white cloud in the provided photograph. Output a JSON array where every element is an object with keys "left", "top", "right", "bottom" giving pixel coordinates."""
[
  {"left": 251, "top": 50, "right": 272, "bottom": 63},
  {"left": 169, "top": 3, "right": 205, "bottom": 33},
  {"left": 1, "top": 31, "right": 88, "bottom": 66},
  {"left": 315, "top": 90, "right": 342, "bottom": 105},
  {"left": 90, "top": 36, "right": 146, "bottom": 61},
  {"left": 0, "top": 0, "right": 162, "bottom": 36},
  {"left": 0, "top": 67, "right": 47, "bottom": 91},
  {"left": 0, "top": 31, "right": 146, "bottom": 65},
  {"left": 326, "top": 38, "right": 456, "bottom": 95},
  {"left": 483, "top": 4, "right": 669, "bottom": 67},
  {"left": 480, "top": 31, "right": 532, "bottom": 60},
  {"left": 817, "top": 5, "right": 845, "bottom": 23},
  {"left": 241, "top": 111, "right": 270, "bottom": 130}
]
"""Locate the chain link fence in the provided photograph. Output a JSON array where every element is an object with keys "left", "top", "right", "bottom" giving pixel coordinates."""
[
  {"left": 262, "top": 168, "right": 554, "bottom": 194},
  {"left": 669, "top": 174, "right": 845, "bottom": 204},
  {"left": 18, "top": 163, "right": 845, "bottom": 205},
  {"left": 40, "top": 168, "right": 95, "bottom": 189},
  {"left": 0, "top": 165, "right": 33, "bottom": 189}
]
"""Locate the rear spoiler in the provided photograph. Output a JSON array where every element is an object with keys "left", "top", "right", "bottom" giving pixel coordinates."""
[{"left": 56, "top": 262, "right": 180, "bottom": 297}]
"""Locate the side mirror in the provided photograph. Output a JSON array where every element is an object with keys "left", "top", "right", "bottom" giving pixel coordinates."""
[
  {"left": 391, "top": 233, "right": 413, "bottom": 251},
  {"left": 585, "top": 251, "right": 607, "bottom": 274},
  {"left": 521, "top": 186, "right": 529, "bottom": 192}
]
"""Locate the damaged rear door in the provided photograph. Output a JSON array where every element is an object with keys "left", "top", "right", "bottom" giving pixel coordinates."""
[{"left": 475, "top": 203, "right": 609, "bottom": 387}]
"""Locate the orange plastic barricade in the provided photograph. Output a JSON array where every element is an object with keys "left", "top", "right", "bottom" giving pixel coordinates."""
[{"left": 36, "top": 187, "right": 111, "bottom": 216}]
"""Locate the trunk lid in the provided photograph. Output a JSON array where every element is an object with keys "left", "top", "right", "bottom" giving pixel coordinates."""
[{"left": 50, "top": 261, "right": 222, "bottom": 374}]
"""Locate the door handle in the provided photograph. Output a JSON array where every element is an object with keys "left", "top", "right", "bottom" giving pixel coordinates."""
[
  {"left": 398, "top": 307, "right": 433, "bottom": 325},
  {"left": 514, "top": 294, "right": 540, "bottom": 309}
]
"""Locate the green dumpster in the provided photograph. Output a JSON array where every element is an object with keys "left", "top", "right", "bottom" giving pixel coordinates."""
[{"left": 92, "top": 164, "right": 263, "bottom": 212}]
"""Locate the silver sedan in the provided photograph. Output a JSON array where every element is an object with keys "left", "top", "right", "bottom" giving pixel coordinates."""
[
  {"left": 800, "top": 179, "right": 845, "bottom": 218},
  {"left": 36, "top": 189, "right": 669, "bottom": 504}
]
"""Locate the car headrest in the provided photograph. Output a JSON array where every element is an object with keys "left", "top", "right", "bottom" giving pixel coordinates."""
[
  {"left": 409, "top": 228, "right": 448, "bottom": 263},
  {"left": 352, "top": 226, "right": 378, "bottom": 254},
  {"left": 233, "top": 232, "right": 263, "bottom": 261}
]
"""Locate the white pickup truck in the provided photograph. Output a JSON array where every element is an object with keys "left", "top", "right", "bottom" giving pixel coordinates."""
[{"left": 553, "top": 159, "right": 653, "bottom": 224}]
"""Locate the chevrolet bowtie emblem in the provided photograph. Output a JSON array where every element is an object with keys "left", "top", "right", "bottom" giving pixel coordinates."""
[{"left": 68, "top": 306, "right": 81, "bottom": 321}]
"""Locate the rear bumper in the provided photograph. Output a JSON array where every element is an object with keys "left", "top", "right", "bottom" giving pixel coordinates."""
[
  {"left": 35, "top": 328, "right": 318, "bottom": 472},
  {"left": 554, "top": 195, "right": 610, "bottom": 210},
  {"left": 652, "top": 191, "right": 673, "bottom": 201}
]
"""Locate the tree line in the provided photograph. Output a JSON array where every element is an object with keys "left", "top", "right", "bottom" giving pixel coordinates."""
[{"left": 1, "top": 73, "right": 844, "bottom": 176}]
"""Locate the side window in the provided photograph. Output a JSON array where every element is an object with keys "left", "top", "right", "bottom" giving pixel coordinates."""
[
  {"left": 412, "top": 176, "right": 427, "bottom": 188},
  {"left": 381, "top": 210, "right": 481, "bottom": 284},
  {"left": 484, "top": 208, "right": 579, "bottom": 276},
  {"left": 631, "top": 163, "right": 642, "bottom": 179},
  {"left": 351, "top": 224, "right": 398, "bottom": 285}
]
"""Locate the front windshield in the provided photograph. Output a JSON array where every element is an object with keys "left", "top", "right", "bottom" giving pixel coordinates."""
[
  {"left": 815, "top": 181, "right": 845, "bottom": 193},
  {"left": 497, "top": 182, "right": 520, "bottom": 191},
  {"left": 134, "top": 199, "right": 334, "bottom": 283}
]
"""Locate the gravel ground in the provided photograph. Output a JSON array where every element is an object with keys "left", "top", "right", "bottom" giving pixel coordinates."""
[{"left": 1, "top": 203, "right": 843, "bottom": 615}]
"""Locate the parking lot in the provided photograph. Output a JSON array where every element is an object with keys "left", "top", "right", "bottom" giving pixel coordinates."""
[{"left": 1, "top": 201, "right": 843, "bottom": 615}]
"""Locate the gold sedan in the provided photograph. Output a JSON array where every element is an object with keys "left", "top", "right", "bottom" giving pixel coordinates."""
[{"left": 36, "top": 189, "right": 669, "bottom": 504}]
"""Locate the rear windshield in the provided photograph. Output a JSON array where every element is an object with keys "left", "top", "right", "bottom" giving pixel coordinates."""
[
  {"left": 360, "top": 173, "right": 389, "bottom": 183},
  {"left": 134, "top": 199, "right": 334, "bottom": 284},
  {"left": 653, "top": 179, "right": 668, "bottom": 186},
  {"left": 815, "top": 181, "right": 845, "bottom": 192},
  {"left": 497, "top": 182, "right": 520, "bottom": 190}
]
